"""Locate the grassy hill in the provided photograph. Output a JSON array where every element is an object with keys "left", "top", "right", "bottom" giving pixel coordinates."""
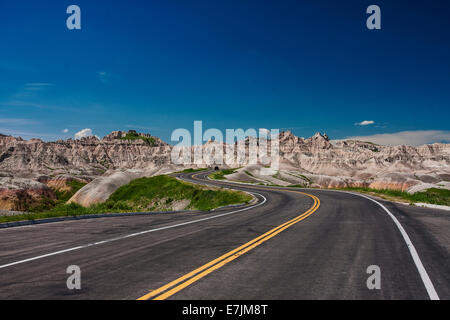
[
  {"left": 0, "top": 175, "right": 252, "bottom": 223},
  {"left": 108, "top": 175, "right": 251, "bottom": 211}
]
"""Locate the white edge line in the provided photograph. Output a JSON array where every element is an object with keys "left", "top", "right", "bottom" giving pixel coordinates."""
[
  {"left": 0, "top": 192, "right": 267, "bottom": 270},
  {"left": 207, "top": 177, "right": 440, "bottom": 300},
  {"left": 343, "top": 191, "right": 440, "bottom": 300}
]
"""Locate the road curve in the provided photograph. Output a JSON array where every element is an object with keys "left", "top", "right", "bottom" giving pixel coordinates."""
[{"left": 0, "top": 171, "right": 448, "bottom": 299}]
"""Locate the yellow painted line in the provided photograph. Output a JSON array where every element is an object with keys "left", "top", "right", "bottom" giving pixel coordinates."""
[
  {"left": 138, "top": 194, "right": 318, "bottom": 300},
  {"left": 137, "top": 179, "right": 320, "bottom": 300}
]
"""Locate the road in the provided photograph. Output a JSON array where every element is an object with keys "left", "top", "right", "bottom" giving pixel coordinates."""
[{"left": 0, "top": 171, "right": 448, "bottom": 300}]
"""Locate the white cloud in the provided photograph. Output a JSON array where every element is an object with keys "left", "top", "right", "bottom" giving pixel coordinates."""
[
  {"left": 0, "top": 128, "right": 59, "bottom": 140},
  {"left": 63, "top": 128, "right": 69, "bottom": 133},
  {"left": 355, "top": 120, "right": 375, "bottom": 126},
  {"left": 24, "top": 83, "right": 54, "bottom": 87},
  {"left": 23, "top": 83, "right": 54, "bottom": 91},
  {"left": 75, "top": 128, "right": 94, "bottom": 139},
  {"left": 344, "top": 130, "right": 450, "bottom": 146},
  {"left": 0, "top": 118, "right": 38, "bottom": 125},
  {"left": 2, "top": 100, "right": 79, "bottom": 112}
]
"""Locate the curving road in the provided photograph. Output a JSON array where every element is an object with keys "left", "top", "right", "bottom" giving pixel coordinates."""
[{"left": 0, "top": 171, "right": 448, "bottom": 300}]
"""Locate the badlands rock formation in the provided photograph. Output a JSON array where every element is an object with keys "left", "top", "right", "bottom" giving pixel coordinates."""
[
  {"left": 1, "top": 130, "right": 449, "bottom": 210},
  {"left": 274, "top": 131, "right": 450, "bottom": 190},
  {"left": 0, "top": 176, "right": 55, "bottom": 211},
  {"left": 0, "top": 131, "right": 174, "bottom": 209},
  {"left": 0, "top": 131, "right": 170, "bottom": 178}
]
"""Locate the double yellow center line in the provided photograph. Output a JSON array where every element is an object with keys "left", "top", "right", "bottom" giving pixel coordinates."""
[{"left": 137, "top": 185, "right": 320, "bottom": 300}]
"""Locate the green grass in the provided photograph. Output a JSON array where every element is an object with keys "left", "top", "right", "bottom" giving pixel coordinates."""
[
  {"left": 108, "top": 175, "right": 250, "bottom": 210},
  {"left": 245, "top": 170, "right": 254, "bottom": 177},
  {"left": 52, "top": 180, "right": 87, "bottom": 202},
  {"left": 296, "top": 174, "right": 311, "bottom": 182},
  {"left": 209, "top": 169, "right": 237, "bottom": 180},
  {"left": 120, "top": 131, "right": 156, "bottom": 146},
  {"left": 0, "top": 202, "right": 123, "bottom": 224},
  {"left": 0, "top": 175, "right": 252, "bottom": 224},
  {"left": 340, "top": 187, "right": 450, "bottom": 206},
  {"left": 272, "top": 171, "right": 281, "bottom": 180}
]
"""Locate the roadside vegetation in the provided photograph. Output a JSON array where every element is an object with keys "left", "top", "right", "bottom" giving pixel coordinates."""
[
  {"left": 336, "top": 187, "right": 450, "bottom": 206},
  {"left": 120, "top": 131, "right": 156, "bottom": 146},
  {"left": 209, "top": 168, "right": 237, "bottom": 180},
  {"left": 20, "top": 180, "right": 87, "bottom": 213},
  {"left": 208, "top": 170, "right": 449, "bottom": 207},
  {"left": 287, "top": 184, "right": 305, "bottom": 188},
  {"left": 52, "top": 180, "right": 87, "bottom": 203},
  {"left": 0, "top": 175, "right": 252, "bottom": 224},
  {"left": 245, "top": 170, "right": 254, "bottom": 177}
]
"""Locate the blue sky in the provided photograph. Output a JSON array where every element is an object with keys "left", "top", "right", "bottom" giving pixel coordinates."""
[{"left": 0, "top": 0, "right": 449, "bottom": 145}]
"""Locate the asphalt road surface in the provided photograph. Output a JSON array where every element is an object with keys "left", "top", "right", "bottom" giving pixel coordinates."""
[{"left": 0, "top": 171, "right": 448, "bottom": 300}]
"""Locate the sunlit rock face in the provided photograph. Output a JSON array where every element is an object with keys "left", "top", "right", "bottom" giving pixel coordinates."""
[{"left": 0, "top": 131, "right": 171, "bottom": 178}]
